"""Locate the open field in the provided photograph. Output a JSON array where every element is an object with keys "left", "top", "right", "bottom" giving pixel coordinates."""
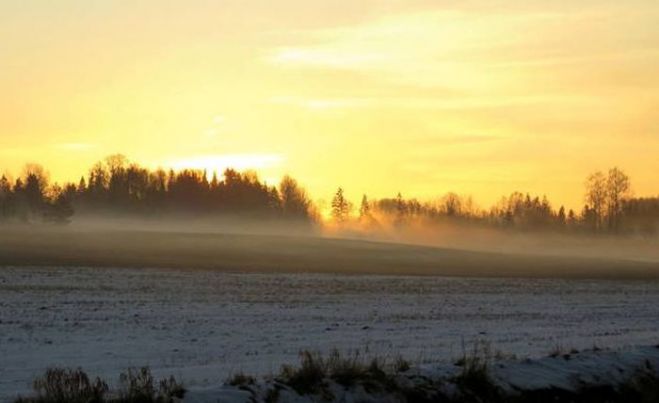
[
  {"left": 2, "top": 228, "right": 659, "bottom": 400},
  {"left": 2, "top": 266, "right": 659, "bottom": 401},
  {"left": 1, "top": 227, "right": 659, "bottom": 279}
]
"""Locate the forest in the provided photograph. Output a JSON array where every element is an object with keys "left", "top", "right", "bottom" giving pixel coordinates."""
[{"left": 0, "top": 154, "right": 657, "bottom": 235}]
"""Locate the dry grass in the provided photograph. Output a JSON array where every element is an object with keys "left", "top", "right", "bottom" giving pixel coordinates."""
[
  {"left": 274, "top": 349, "right": 410, "bottom": 396},
  {"left": 15, "top": 368, "right": 108, "bottom": 403},
  {"left": 15, "top": 367, "right": 184, "bottom": 403}
]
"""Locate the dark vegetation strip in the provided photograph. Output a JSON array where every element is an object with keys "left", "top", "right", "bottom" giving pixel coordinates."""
[
  {"left": 16, "top": 349, "right": 659, "bottom": 403},
  {"left": 2, "top": 156, "right": 658, "bottom": 237}
]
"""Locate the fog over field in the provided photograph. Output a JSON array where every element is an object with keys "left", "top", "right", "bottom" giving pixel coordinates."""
[{"left": 0, "top": 218, "right": 658, "bottom": 279}]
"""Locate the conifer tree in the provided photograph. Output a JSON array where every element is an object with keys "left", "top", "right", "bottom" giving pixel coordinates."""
[{"left": 331, "top": 187, "right": 350, "bottom": 223}]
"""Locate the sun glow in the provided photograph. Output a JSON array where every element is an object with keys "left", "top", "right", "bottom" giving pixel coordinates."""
[
  {"left": 167, "top": 154, "right": 284, "bottom": 178},
  {"left": 1, "top": 1, "right": 658, "bottom": 209}
]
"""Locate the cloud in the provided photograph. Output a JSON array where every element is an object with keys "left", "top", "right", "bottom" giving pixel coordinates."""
[
  {"left": 432, "top": 134, "right": 503, "bottom": 145},
  {"left": 269, "top": 47, "right": 384, "bottom": 69},
  {"left": 269, "top": 94, "right": 595, "bottom": 111},
  {"left": 265, "top": 5, "right": 659, "bottom": 96},
  {"left": 265, "top": 10, "right": 565, "bottom": 85},
  {"left": 269, "top": 96, "right": 370, "bottom": 110},
  {"left": 201, "top": 115, "right": 227, "bottom": 139}
]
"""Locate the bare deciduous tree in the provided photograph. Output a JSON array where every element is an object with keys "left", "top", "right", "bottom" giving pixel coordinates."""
[
  {"left": 440, "top": 192, "right": 463, "bottom": 217},
  {"left": 606, "top": 167, "right": 631, "bottom": 231},
  {"left": 585, "top": 171, "right": 607, "bottom": 230}
]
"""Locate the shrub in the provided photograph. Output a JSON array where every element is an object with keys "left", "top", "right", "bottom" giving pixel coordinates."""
[
  {"left": 15, "top": 367, "right": 184, "bottom": 403},
  {"left": 227, "top": 372, "right": 256, "bottom": 388},
  {"left": 452, "top": 342, "right": 503, "bottom": 402},
  {"left": 326, "top": 349, "right": 368, "bottom": 387},
  {"left": 263, "top": 386, "right": 281, "bottom": 403},
  {"left": 277, "top": 351, "right": 327, "bottom": 395},
  {"left": 23, "top": 367, "right": 108, "bottom": 403},
  {"left": 157, "top": 375, "right": 185, "bottom": 401},
  {"left": 117, "top": 367, "right": 155, "bottom": 403},
  {"left": 394, "top": 356, "right": 411, "bottom": 373},
  {"left": 362, "top": 358, "right": 398, "bottom": 393},
  {"left": 618, "top": 361, "right": 659, "bottom": 403},
  {"left": 117, "top": 367, "right": 184, "bottom": 403},
  {"left": 275, "top": 350, "right": 408, "bottom": 397}
]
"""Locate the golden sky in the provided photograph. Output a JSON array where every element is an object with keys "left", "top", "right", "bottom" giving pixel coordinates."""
[{"left": 1, "top": 0, "right": 658, "bottom": 209}]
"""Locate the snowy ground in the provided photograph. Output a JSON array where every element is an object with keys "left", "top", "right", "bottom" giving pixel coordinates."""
[{"left": 1, "top": 266, "right": 659, "bottom": 401}]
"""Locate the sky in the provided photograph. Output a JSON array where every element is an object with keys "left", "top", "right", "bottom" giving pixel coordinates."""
[{"left": 1, "top": 0, "right": 658, "bottom": 210}]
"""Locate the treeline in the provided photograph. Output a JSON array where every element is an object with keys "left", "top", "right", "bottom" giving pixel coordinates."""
[
  {"left": 1, "top": 156, "right": 658, "bottom": 236},
  {"left": 0, "top": 164, "right": 74, "bottom": 224},
  {"left": 330, "top": 167, "right": 659, "bottom": 236},
  {"left": 0, "top": 155, "right": 315, "bottom": 224}
]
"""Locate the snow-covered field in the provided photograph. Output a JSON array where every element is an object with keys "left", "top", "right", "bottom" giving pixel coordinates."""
[{"left": 2, "top": 266, "right": 659, "bottom": 401}]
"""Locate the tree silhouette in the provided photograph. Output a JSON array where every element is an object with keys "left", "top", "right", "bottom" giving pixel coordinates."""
[
  {"left": 331, "top": 187, "right": 351, "bottom": 223},
  {"left": 585, "top": 171, "right": 607, "bottom": 231},
  {"left": 606, "top": 167, "right": 631, "bottom": 231},
  {"left": 440, "top": 192, "right": 462, "bottom": 217},
  {"left": 567, "top": 209, "right": 577, "bottom": 227},
  {"left": 279, "top": 175, "right": 312, "bottom": 220},
  {"left": 22, "top": 164, "right": 48, "bottom": 208},
  {"left": 395, "top": 192, "right": 406, "bottom": 224},
  {"left": 358, "top": 194, "right": 371, "bottom": 220},
  {"left": 623, "top": 197, "right": 659, "bottom": 235},
  {"left": 557, "top": 206, "right": 566, "bottom": 226},
  {"left": 0, "top": 175, "right": 12, "bottom": 221},
  {"left": 43, "top": 185, "right": 74, "bottom": 224}
]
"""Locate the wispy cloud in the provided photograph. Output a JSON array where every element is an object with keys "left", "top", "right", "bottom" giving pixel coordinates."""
[
  {"left": 269, "top": 94, "right": 597, "bottom": 111},
  {"left": 269, "top": 47, "right": 383, "bottom": 69},
  {"left": 202, "top": 115, "right": 227, "bottom": 139},
  {"left": 269, "top": 96, "right": 370, "bottom": 110},
  {"left": 264, "top": 11, "right": 566, "bottom": 87},
  {"left": 265, "top": 6, "right": 659, "bottom": 95},
  {"left": 431, "top": 134, "right": 504, "bottom": 146}
]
